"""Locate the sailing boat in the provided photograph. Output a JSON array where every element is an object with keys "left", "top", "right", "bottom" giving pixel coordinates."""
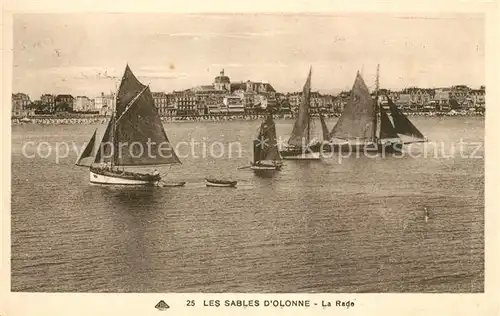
[
  {"left": 279, "top": 67, "right": 322, "bottom": 160},
  {"left": 326, "top": 71, "right": 426, "bottom": 153},
  {"left": 75, "top": 65, "right": 182, "bottom": 185},
  {"left": 385, "top": 95, "right": 427, "bottom": 145},
  {"left": 251, "top": 113, "right": 283, "bottom": 171}
]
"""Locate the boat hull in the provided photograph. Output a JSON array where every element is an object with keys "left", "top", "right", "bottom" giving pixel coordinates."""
[
  {"left": 279, "top": 142, "right": 323, "bottom": 160},
  {"left": 281, "top": 151, "right": 321, "bottom": 160},
  {"left": 89, "top": 167, "right": 160, "bottom": 185},
  {"left": 205, "top": 179, "right": 237, "bottom": 187},
  {"left": 160, "top": 181, "right": 186, "bottom": 187},
  {"left": 250, "top": 160, "right": 282, "bottom": 171},
  {"left": 321, "top": 142, "right": 403, "bottom": 154},
  {"left": 251, "top": 164, "right": 280, "bottom": 171},
  {"left": 205, "top": 181, "right": 237, "bottom": 187}
]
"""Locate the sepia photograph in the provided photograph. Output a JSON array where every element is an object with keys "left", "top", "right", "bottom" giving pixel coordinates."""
[{"left": 9, "top": 11, "right": 485, "bottom": 296}]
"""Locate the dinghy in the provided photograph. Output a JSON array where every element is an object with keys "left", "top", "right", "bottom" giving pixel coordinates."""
[
  {"left": 158, "top": 181, "right": 186, "bottom": 187},
  {"left": 205, "top": 178, "right": 237, "bottom": 187}
]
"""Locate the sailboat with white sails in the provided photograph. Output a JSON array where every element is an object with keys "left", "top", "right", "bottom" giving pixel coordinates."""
[{"left": 75, "top": 65, "right": 182, "bottom": 185}]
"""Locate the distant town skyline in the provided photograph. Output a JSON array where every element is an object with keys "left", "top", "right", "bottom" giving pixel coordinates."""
[{"left": 14, "top": 13, "right": 485, "bottom": 99}]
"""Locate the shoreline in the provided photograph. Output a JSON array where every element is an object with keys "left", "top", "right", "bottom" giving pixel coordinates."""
[{"left": 11, "top": 112, "right": 485, "bottom": 125}]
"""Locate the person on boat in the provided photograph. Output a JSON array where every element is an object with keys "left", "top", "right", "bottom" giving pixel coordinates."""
[{"left": 152, "top": 169, "right": 160, "bottom": 176}]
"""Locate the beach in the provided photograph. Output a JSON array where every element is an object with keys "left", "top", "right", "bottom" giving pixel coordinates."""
[{"left": 11, "top": 111, "right": 485, "bottom": 125}]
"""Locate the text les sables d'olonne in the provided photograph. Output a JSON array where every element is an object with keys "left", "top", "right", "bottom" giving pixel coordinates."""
[{"left": 185, "top": 299, "right": 355, "bottom": 309}]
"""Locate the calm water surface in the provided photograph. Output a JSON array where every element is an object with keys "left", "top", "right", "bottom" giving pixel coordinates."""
[{"left": 11, "top": 117, "right": 484, "bottom": 292}]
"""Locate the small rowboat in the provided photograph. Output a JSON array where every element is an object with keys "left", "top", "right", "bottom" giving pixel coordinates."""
[
  {"left": 158, "top": 181, "right": 186, "bottom": 187},
  {"left": 205, "top": 178, "right": 237, "bottom": 187},
  {"left": 250, "top": 162, "right": 282, "bottom": 171}
]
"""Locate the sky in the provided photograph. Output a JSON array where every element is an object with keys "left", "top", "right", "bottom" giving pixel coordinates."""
[{"left": 13, "top": 13, "right": 485, "bottom": 100}]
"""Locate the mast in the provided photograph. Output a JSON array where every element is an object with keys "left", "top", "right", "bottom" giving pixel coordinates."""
[
  {"left": 373, "top": 64, "right": 380, "bottom": 141},
  {"left": 307, "top": 66, "right": 312, "bottom": 145},
  {"left": 111, "top": 81, "right": 118, "bottom": 168}
]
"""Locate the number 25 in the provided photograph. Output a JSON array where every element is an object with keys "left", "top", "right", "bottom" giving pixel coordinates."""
[{"left": 186, "top": 300, "right": 195, "bottom": 307}]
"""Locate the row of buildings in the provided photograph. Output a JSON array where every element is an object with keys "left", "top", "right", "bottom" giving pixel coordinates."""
[
  {"left": 12, "top": 70, "right": 280, "bottom": 117},
  {"left": 375, "top": 85, "right": 486, "bottom": 112},
  {"left": 12, "top": 70, "right": 486, "bottom": 118}
]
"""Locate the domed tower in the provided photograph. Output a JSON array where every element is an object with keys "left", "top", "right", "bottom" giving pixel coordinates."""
[{"left": 214, "top": 69, "right": 231, "bottom": 91}]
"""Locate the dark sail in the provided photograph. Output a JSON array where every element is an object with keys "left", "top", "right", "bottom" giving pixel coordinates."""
[
  {"left": 329, "top": 72, "right": 375, "bottom": 141},
  {"left": 319, "top": 112, "right": 329, "bottom": 141},
  {"left": 94, "top": 117, "right": 114, "bottom": 164},
  {"left": 379, "top": 108, "right": 399, "bottom": 139},
  {"left": 114, "top": 85, "right": 181, "bottom": 166},
  {"left": 254, "top": 114, "right": 281, "bottom": 162},
  {"left": 75, "top": 129, "right": 97, "bottom": 167},
  {"left": 253, "top": 138, "right": 262, "bottom": 163},
  {"left": 116, "top": 65, "right": 147, "bottom": 118},
  {"left": 386, "top": 96, "right": 425, "bottom": 139},
  {"left": 288, "top": 67, "right": 311, "bottom": 147}
]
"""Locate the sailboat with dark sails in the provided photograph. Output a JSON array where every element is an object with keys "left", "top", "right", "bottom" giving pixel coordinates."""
[
  {"left": 385, "top": 94, "right": 427, "bottom": 145},
  {"left": 279, "top": 67, "right": 321, "bottom": 160},
  {"left": 325, "top": 71, "right": 426, "bottom": 153},
  {"left": 75, "top": 65, "right": 182, "bottom": 185},
  {"left": 251, "top": 112, "right": 283, "bottom": 171}
]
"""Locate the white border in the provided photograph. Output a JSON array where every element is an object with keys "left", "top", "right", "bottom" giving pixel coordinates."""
[{"left": 2, "top": 1, "right": 499, "bottom": 315}]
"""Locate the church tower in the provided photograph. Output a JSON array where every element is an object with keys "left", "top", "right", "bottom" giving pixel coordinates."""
[{"left": 214, "top": 69, "right": 231, "bottom": 91}]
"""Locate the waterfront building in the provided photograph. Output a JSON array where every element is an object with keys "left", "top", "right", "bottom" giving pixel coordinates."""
[
  {"left": 12, "top": 93, "right": 30, "bottom": 110},
  {"left": 278, "top": 99, "right": 292, "bottom": 114},
  {"left": 434, "top": 88, "right": 451, "bottom": 111},
  {"left": 152, "top": 92, "right": 167, "bottom": 115},
  {"left": 275, "top": 93, "right": 291, "bottom": 114},
  {"left": 286, "top": 91, "right": 331, "bottom": 114},
  {"left": 203, "top": 94, "right": 225, "bottom": 114},
  {"left": 174, "top": 91, "right": 198, "bottom": 116},
  {"left": 321, "top": 95, "right": 335, "bottom": 113},
  {"left": 12, "top": 93, "right": 34, "bottom": 117},
  {"left": 94, "top": 92, "right": 115, "bottom": 112},
  {"left": 310, "top": 92, "right": 328, "bottom": 114},
  {"left": 185, "top": 69, "right": 277, "bottom": 115},
  {"left": 287, "top": 92, "right": 302, "bottom": 115},
  {"left": 223, "top": 95, "right": 245, "bottom": 113},
  {"left": 40, "top": 94, "right": 56, "bottom": 112},
  {"left": 55, "top": 94, "right": 75, "bottom": 112},
  {"left": 395, "top": 88, "right": 434, "bottom": 111},
  {"left": 395, "top": 94, "right": 413, "bottom": 110},
  {"left": 190, "top": 85, "right": 225, "bottom": 115},
  {"left": 214, "top": 69, "right": 231, "bottom": 91},
  {"left": 450, "top": 85, "right": 471, "bottom": 105},
  {"left": 334, "top": 91, "right": 350, "bottom": 113},
  {"left": 74, "top": 96, "right": 94, "bottom": 112},
  {"left": 470, "top": 86, "right": 485, "bottom": 108},
  {"left": 233, "top": 89, "right": 257, "bottom": 114},
  {"left": 152, "top": 92, "right": 177, "bottom": 116},
  {"left": 231, "top": 80, "right": 276, "bottom": 96}
]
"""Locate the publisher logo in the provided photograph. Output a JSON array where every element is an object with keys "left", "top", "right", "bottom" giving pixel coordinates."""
[{"left": 155, "top": 300, "right": 170, "bottom": 311}]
